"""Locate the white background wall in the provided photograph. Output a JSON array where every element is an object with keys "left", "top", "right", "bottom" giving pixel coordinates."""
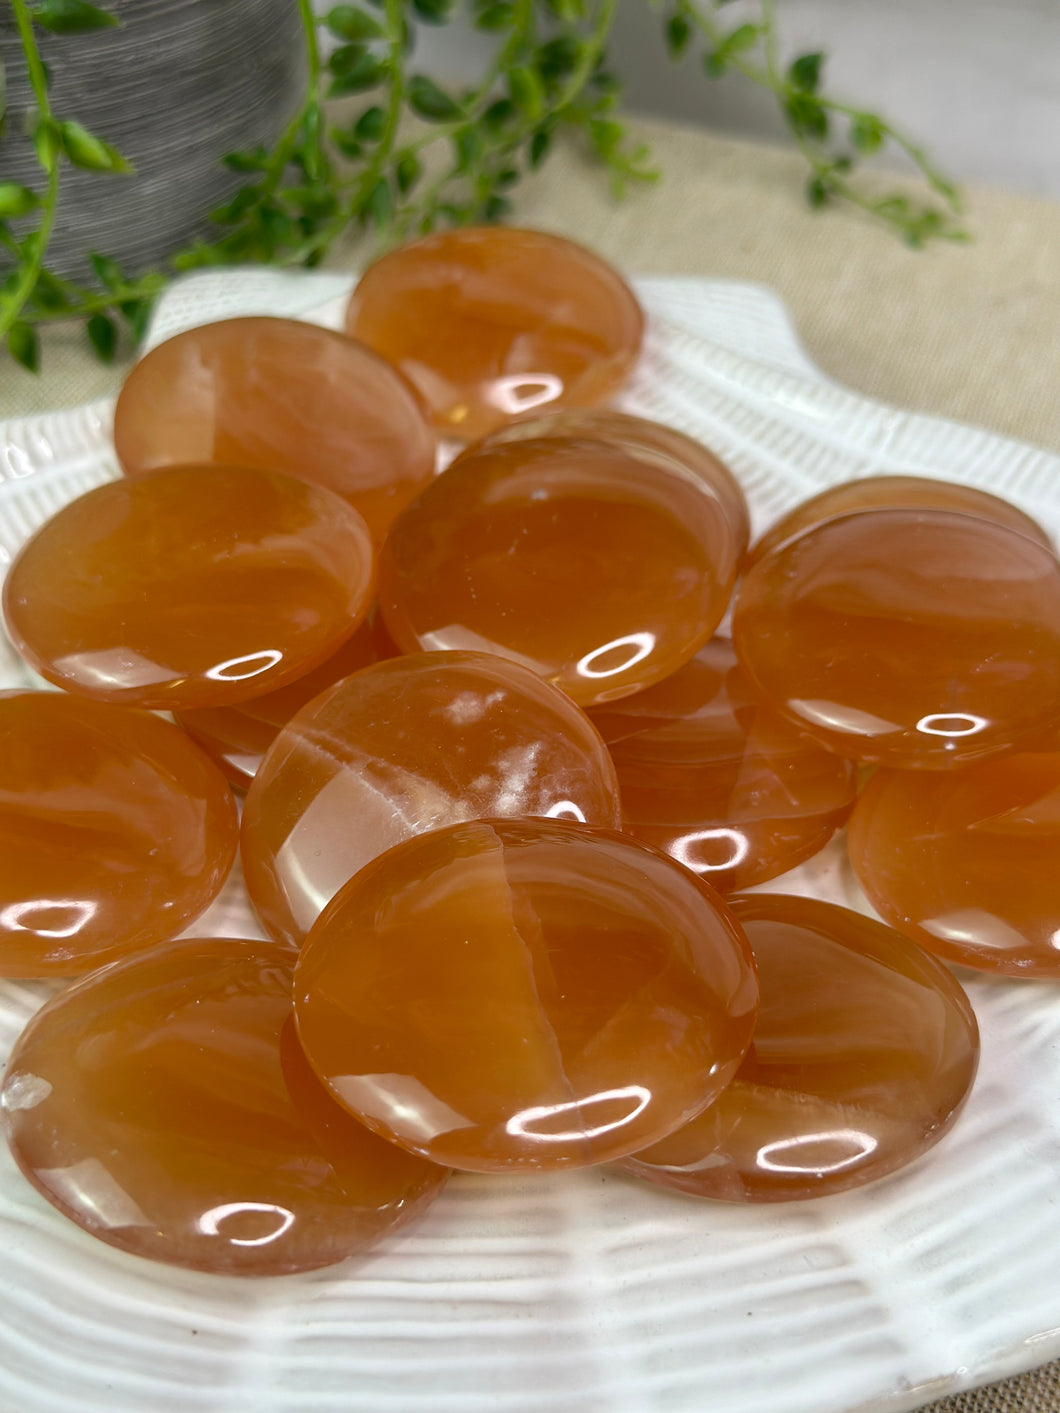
[{"left": 418, "top": 0, "right": 1060, "bottom": 198}]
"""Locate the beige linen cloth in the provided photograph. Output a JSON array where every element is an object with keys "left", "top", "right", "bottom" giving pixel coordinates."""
[{"left": 2, "top": 116, "right": 1060, "bottom": 1412}]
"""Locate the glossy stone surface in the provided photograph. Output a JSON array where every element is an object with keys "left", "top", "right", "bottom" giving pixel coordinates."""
[
  {"left": 1, "top": 939, "right": 448, "bottom": 1275},
  {"left": 849, "top": 752, "right": 1060, "bottom": 976},
  {"left": 241, "top": 651, "right": 623, "bottom": 946},
  {"left": 113, "top": 316, "right": 436, "bottom": 542},
  {"left": 295, "top": 819, "right": 758, "bottom": 1172},
  {"left": 747, "top": 474, "right": 1052, "bottom": 570},
  {"left": 590, "top": 639, "right": 856, "bottom": 890},
  {"left": 0, "top": 691, "right": 238, "bottom": 977},
  {"left": 175, "top": 615, "right": 394, "bottom": 790},
  {"left": 732, "top": 508, "right": 1060, "bottom": 768},
  {"left": 378, "top": 435, "right": 741, "bottom": 708},
  {"left": 621, "top": 894, "right": 979, "bottom": 1202},
  {"left": 3, "top": 465, "right": 375, "bottom": 711},
  {"left": 345, "top": 227, "right": 644, "bottom": 441},
  {"left": 485, "top": 409, "right": 751, "bottom": 562}
]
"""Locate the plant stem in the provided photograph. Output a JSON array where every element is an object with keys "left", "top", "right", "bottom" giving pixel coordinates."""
[{"left": 0, "top": 0, "right": 60, "bottom": 340}]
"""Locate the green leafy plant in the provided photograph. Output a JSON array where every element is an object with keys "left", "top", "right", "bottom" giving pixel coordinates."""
[{"left": 0, "top": 0, "right": 966, "bottom": 372}]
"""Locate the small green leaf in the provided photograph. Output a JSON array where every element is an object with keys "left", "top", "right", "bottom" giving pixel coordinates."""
[
  {"left": 330, "top": 129, "right": 364, "bottom": 159},
  {"left": 665, "top": 15, "right": 691, "bottom": 59},
  {"left": 407, "top": 74, "right": 463, "bottom": 122},
  {"left": 395, "top": 150, "right": 421, "bottom": 193},
  {"left": 209, "top": 185, "right": 260, "bottom": 225},
  {"left": 720, "top": 23, "right": 758, "bottom": 56},
  {"left": 482, "top": 194, "right": 511, "bottom": 222},
  {"left": 528, "top": 128, "right": 551, "bottom": 169},
  {"left": 703, "top": 50, "right": 726, "bottom": 78},
  {"left": 324, "top": 5, "right": 384, "bottom": 41},
  {"left": 58, "top": 120, "right": 132, "bottom": 173},
  {"left": 30, "top": 0, "right": 117, "bottom": 33},
  {"left": 542, "top": 0, "right": 584, "bottom": 18},
  {"left": 451, "top": 126, "right": 482, "bottom": 172},
  {"left": 589, "top": 118, "right": 624, "bottom": 157},
  {"left": 86, "top": 311, "right": 117, "bottom": 361},
  {"left": 30, "top": 270, "right": 68, "bottom": 312},
  {"left": 785, "top": 93, "right": 828, "bottom": 142},
  {"left": 119, "top": 297, "right": 152, "bottom": 342},
  {"left": 88, "top": 251, "right": 122, "bottom": 288},
  {"left": 507, "top": 66, "right": 544, "bottom": 120},
  {"left": 535, "top": 36, "right": 583, "bottom": 82},
  {"left": 0, "top": 183, "right": 40, "bottom": 219},
  {"left": 329, "top": 43, "right": 366, "bottom": 76},
  {"left": 327, "top": 53, "right": 386, "bottom": 96},
  {"left": 806, "top": 176, "right": 830, "bottom": 208},
  {"left": 411, "top": 0, "right": 454, "bottom": 21},
  {"left": 7, "top": 321, "right": 40, "bottom": 373},
  {"left": 365, "top": 175, "right": 392, "bottom": 228},
  {"left": 849, "top": 115, "right": 883, "bottom": 154},
  {"left": 473, "top": 2, "right": 513, "bottom": 30},
  {"left": 482, "top": 97, "right": 515, "bottom": 131},
  {"left": 33, "top": 117, "right": 60, "bottom": 172},
  {"left": 788, "top": 51, "right": 824, "bottom": 93},
  {"left": 354, "top": 105, "right": 386, "bottom": 142},
  {"left": 222, "top": 147, "right": 269, "bottom": 173}
]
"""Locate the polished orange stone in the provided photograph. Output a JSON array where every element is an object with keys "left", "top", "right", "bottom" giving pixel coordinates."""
[
  {"left": 0, "top": 691, "right": 238, "bottom": 977},
  {"left": 241, "top": 651, "right": 623, "bottom": 946},
  {"left": 620, "top": 894, "right": 979, "bottom": 1202},
  {"left": 849, "top": 752, "right": 1060, "bottom": 976},
  {"left": 2, "top": 465, "right": 375, "bottom": 711},
  {"left": 344, "top": 227, "right": 644, "bottom": 441},
  {"left": 378, "top": 435, "right": 741, "bottom": 707},
  {"left": 484, "top": 409, "right": 751, "bottom": 563},
  {"left": 732, "top": 508, "right": 1060, "bottom": 768},
  {"left": 175, "top": 614, "right": 395, "bottom": 790},
  {"left": 748, "top": 475, "right": 1052, "bottom": 571},
  {"left": 590, "top": 638, "right": 856, "bottom": 890},
  {"left": 112, "top": 316, "right": 436, "bottom": 543},
  {"left": 294, "top": 819, "right": 758, "bottom": 1172},
  {"left": 1, "top": 939, "right": 448, "bottom": 1274}
]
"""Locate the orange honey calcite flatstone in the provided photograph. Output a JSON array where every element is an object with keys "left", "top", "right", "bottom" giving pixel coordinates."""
[
  {"left": 378, "top": 435, "right": 741, "bottom": 708},
  {"left": 620, "top": 894, "right": 979, "bottom": 1202},
  {"left": 241, "top": 650, "right": 623, "bottom": 946},
  {"left": 0, "top": 939, "right": 448, "bottom": 1275},
  {"left": 294, "top": 819, "right": 758, "bottom": 1173},
  {"left": 2, "top": 465, "right": 375, "bottom": 711},
  {"left": 112, "top": 316, "right": 436, "bottom": 542},
  {"left": 732, "top": 508, "right": 1060, "bottom": 768},
  {"left": 484, "top": 409, "right": 751, "bottom": 563},
  {"left": 848, "top": 752, "right": 1060, "bottom": 976},
  {"left": 746, "top": 474, "right": 1052, "bottom": 571},
  {"left": 0, "top": 691, "right": 238, "bottom": 977},
  {"left": 589, "top": 638, "right": 856, "bottom": 890},
  {"left": 175, "top": 613, "right": 395, "bottom": 790},
  {"left": 344, "top": 226, "right": 644, "bottom": 441}
]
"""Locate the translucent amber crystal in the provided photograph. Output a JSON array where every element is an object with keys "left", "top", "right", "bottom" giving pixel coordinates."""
[
  {"left": 590, "top": 639, "right": 856, "bottom": 890},
  {"left": 112, "top": 317, "right": 436, "bottom": 542},
  {"left": 0, "top": 939, "right": 448, "bottom": 1274},
  {"left": 294, "top": 819, "right": 758, "bottom": 1172},
  {"left": 849, "top": 752, "right": 1060, "bottom": 976},
  {"left": 378, "top": 435, "right": 740, "bottom": 708},
  {"left": 241, "top": 650, "right": 623, "bottom": 946},
  {"left": 2, "top": 465, "right": 375, "bottom": 710},
  {"left": 344, "top": 227, "right": 644, "bottom": 441},
  {"left": 484, "top": 409, "right": 751, "bottom": 562},
  {"left": 732, "top": 508, "right": 1060, "bottom": 768},
  {"left": 620, "top": 894, "right": 979, "bottom": 1202},
  {"left": 0, "top": 691, "right": 237, "bottom": 977},
  {"left": 175, "top": 615, "right": 395, "bottom": 790}
]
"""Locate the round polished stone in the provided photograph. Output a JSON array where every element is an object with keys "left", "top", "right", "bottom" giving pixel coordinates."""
[
  {"left": 848, "top": 752, "right": 1060, "bottom": 976},
  {"left": 590, "top": 639, "right": 856, "bottom": 890},
  {"left": 620, "top": 894, "right": 979, "bottom": 1202},
  {"left": 3, "top": 465, "right": 375, "bottom": 711},
  {"left": 378, "top": 435, "right": 740, "bottom": 707},
  {"left": 484, "top": 409, "right": 751, "bottom": 562},
  {"left": 0, "top": 691, "right": 238, "bottom": 977},
  {"left": 242, "top": 650, "right": 623, "bottom": 945},
  {"left": 175, "top": 614, "right": 395, "bottom": 791},
  {"left": 1, "top": 939, "right": 448, "bottom": 1275},
  {"left": 113, "top": 316, "right": 436, "bottom": 542},
  {"left": 747, "top": 475, "right": 1052, "bottom": 570},
  {"left": 294, "top": 819, "right": 758, "bottom": 1173},
  {"left": 345, "top": 227, "right": 644, "bottom": 441},
  {"left": 732, "top": 508, "right": 1060, "bottom": 768}
]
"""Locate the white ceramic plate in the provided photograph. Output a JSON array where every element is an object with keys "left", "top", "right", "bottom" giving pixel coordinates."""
[{"left": 2, "top": 272, "right": 1060, "bottom": 1413}]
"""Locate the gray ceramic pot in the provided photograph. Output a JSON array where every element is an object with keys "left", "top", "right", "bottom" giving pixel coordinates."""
[{"left": 0, "top": 0, "right": 306, "bottom": 280}]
